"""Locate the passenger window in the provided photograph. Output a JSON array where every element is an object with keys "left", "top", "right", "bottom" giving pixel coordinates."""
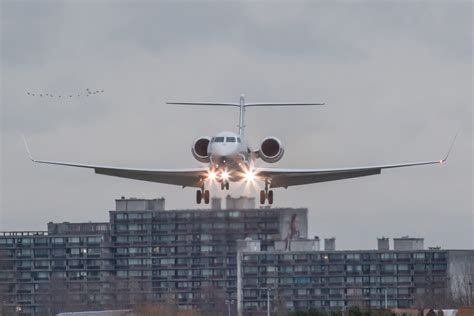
[
  {"left": 214, "top": 137, "right": 224, "bottom": 143},
  {"left": 226, "top": 137, "right": 236, "bottom": 143}
]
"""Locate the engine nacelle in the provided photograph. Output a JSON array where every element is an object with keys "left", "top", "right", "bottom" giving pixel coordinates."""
[
  {"left": 192, "top": 137, "right": 211, "bottom": 163},
  {"left": 258, "top": 137, "right": 284, "bottom": 163}
]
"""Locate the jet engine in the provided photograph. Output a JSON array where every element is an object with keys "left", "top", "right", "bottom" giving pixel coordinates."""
[
  {"left": 258, "top": 137, "right": 284, "bottom": 163},
  {"left": 192, "top": 137, "right": 211, "bottom": 163}
]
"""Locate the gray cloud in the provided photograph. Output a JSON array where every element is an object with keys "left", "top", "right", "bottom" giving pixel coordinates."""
[{"left": 1, "top": 1, "right": 472, "bottom": 250}]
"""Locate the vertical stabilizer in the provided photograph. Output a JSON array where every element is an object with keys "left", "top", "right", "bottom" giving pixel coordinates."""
[{"left": 239, "top": 94, "right": 246, "bottom": 137}]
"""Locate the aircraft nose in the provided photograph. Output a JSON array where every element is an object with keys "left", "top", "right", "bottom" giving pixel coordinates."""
[{"left": 214, "top": 144, "right": 235, "bottom": 157}]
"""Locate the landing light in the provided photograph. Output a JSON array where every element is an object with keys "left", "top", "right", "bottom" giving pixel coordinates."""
[
  {"left": 221, "top": 170, "right": 230, "bottom": 180},
  {"left": 207, "top": 170, "right": 217, "bottom": 181},
  {"left": 244, "top": 170, "right": 256, "bottom": 182}
]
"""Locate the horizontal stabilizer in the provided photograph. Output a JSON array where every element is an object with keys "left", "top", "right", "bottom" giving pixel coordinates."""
[
  {"left": 167, "top": 95, "right": 325, "bottom": 136},
  {"left": 244, "top": 102, "right": 325, "bottom": 107},
  {"left": 167, "top": 102, "right": 325, "bottom": 107},
  {"left": 167, "top": 102, "right": 239, "bottom": 107}
]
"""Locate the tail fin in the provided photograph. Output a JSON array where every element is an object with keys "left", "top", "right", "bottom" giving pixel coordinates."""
[{"left": 167, "top": 95, "right": 325, "bottom": 136}]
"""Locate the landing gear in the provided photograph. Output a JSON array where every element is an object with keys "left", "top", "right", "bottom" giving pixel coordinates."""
[
  {"left": 267, "top": 190, "right": 273, "bottom": 205},
  {"left": 259, "top": 190, "right": 274, "bottom": 205},
  {"left": 196, "top": 190, "right": 202, "bottom": 204},
  {"left": 260, "top": 180, "right": 273, "bottom": 205},
  {"left": 196, "top": 188, "right": 210, "bottom": 204},
  {"left": 204, "top": 190, "right": 210, "bottom": 204},
  {"left": 220, "top": 182, "right": 230, "bottom": 190},
  {"left": 260, "top": 190, "right": 266, "bottom": 204}
]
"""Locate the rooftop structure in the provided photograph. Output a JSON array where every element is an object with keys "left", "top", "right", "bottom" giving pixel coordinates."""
[{"left": 393, "top": 236, "right": 424, "bottom": 251}]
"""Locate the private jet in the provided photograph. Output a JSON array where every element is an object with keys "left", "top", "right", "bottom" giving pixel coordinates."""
[{"left": 24, "top": 95, "right": 455, "bottom": 205}]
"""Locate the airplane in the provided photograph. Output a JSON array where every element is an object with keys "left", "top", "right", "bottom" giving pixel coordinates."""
[{"left": 23, "top": 95, "right": 456, "bottom": 205}]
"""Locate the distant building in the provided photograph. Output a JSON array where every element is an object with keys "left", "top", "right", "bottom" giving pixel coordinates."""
[
  {"left": 0, "top": 223, "right": 112, "bottom": 315},
  {"left": 0, "top": 197, "right": 307, "bottom": 315},
  {"left": 236, "top": 238, "right": 474, "bottom": 315},
  {"left": 225, "top": 195, "right": 256, "bottom": 210},
  {"left": 0, "top": 198, "right": 472, "bottom": 316}
]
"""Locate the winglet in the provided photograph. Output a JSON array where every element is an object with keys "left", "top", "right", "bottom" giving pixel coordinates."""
[
  {"left": 440, "top": 132, "right": 458, "bottom": 164},
  {"left": 22, "top": 135, "right": 35, "bottom": 162}
]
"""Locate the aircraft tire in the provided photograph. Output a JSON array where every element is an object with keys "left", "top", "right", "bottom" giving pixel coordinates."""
[
  {"left": 204, "top": 190, "right": 210, "bottom": 204},
  {"left": 196, "top": 190, "right": 202, "bottom": 204},
  {"left": 268, "top": 190, "right": 273, "bottom": 205},
  {"left": 259, "top": 190, "right": 266, "bottom": 204}
]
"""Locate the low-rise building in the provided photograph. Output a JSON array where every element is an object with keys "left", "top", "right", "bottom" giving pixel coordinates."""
[{"left": 236, "top": 238, "right": 474, "bottom": 316}]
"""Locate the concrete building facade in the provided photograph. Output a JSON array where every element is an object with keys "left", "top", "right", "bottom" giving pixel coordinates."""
[
  {"left": 0, "top": 223, "right": 112, "bottom": 315},
  {"left": 236, "top": 239, "right": 474, "bottom": 316},
  {"left": 0, "top": 197, "right": 307, "bottom": 315},
  {"left": 1, "top": 197, "right": 472, "bottom": 316}
]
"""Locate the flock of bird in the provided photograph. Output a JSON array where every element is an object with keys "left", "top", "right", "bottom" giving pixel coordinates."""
[{"left": 26, "top": 88, "right": 104, "bottom": 98}]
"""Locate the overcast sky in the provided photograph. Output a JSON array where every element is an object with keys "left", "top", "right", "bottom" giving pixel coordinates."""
[{"left": 1, "top": 1, "right": 472, "bottom": 250}]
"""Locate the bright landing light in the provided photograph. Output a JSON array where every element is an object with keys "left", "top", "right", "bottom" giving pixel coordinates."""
[
  {"left": 221, "top": 170, "right": 230, "bottom": 180},
  {"left": 244, "top": 169, "right": 256, "bottom": 182},
  {"left": 207, "top": 170, "right": 217, "bottom": 181}
]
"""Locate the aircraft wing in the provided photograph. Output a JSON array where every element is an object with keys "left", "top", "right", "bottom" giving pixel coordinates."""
[
  {"left": 256, "top": 135, "right": 457, "bottom": 189},
  {"left": 23, "top": 138, "right": 207, "bottom": 188},
  {"left": 256, "top": 160, "right": 445, "bottom": 188}
]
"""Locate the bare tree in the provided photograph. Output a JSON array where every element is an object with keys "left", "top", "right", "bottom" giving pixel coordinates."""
[
  {"left": 102, "top": 275, "right": 136, "bottom": 310},
  {"left": 450, "top": 261, "right": 474, "bottom": 307},
  {"left": 134, "top": 302, "right": 202, "bottom": 316},
  {"left": 197, "top": 285, "right": 227, "bottom": 316},
  {"left": 274, "top": 289, "right": 288, "bottom": 316}
]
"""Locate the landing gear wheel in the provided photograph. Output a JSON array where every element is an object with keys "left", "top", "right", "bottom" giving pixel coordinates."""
[
  {"left": 225, "top": 182, "right": 230, "bottom": 190},
  {"left": 196, "top": 190, "right": 202, "bottom": 204},
  {"left": 221, "top": 182, "right": 225, "bottom": 190},
  {"left": 260, "top": 190, "right": 266, "bottom": 205},
  {"left": 268, "top": 190, "right": 274, "bottom": 205},
  {"left": 204, "top": 190, "right": 210, "bottom": 204}
]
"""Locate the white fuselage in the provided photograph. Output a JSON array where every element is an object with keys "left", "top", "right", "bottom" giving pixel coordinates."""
[{"left": 207, "top": 131, "right": 251, "bottom": 179}]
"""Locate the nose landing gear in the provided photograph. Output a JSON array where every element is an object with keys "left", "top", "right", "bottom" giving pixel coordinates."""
[
  {"left": 259, "top": 180, "right": 273, "bottom": 205},
  {"left": 220, "top": 182, "right": 230, "bottom": 190}
]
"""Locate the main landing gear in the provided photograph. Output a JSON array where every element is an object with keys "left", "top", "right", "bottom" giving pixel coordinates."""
[
  {"left": 260, "top": 180, "right": 273, "bottom": 205},
  {"left": 196, "top": 187, "right": 210, "bottom": 204}
]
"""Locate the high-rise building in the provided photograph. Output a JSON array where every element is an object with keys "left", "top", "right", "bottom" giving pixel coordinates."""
[
  {"left": 0, "top": 222, "right": 111, "bottom": 315},
  {"left": 0, "top": 197, "right": 308, "bottom": 315},
  {"left": 1, "top": 197, "right": 472, "bottom": 316}
]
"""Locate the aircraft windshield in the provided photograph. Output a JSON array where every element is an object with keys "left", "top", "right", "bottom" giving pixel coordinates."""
[
  {"left": 226, "top": 137, "right": 236, "bottom": 143},
  {"left": 214, "top": 137, "right": 224, "bottom": 143}
]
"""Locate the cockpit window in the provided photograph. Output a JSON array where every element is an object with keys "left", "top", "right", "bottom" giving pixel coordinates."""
[
  {"left": 211, "top": 137, "right": 215, "bottom": 142},
  {"left": 214, "top": 137, "right": 225, "bottom": 143},
  {"left": 237, "top": 138, "right": 241, "bottom": 143},
  {"left": 226, "top": 137, "right": 236, "bottom": 143}
]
